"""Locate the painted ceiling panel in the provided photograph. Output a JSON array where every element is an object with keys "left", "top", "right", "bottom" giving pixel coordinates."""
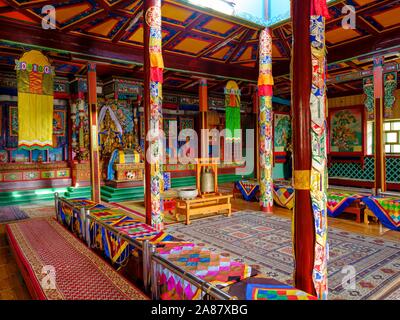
[
  {"left": 87, "top": 18, "right": 119, "bottom": 36},
  {"left": 162, "top": 3, "right": 198, "bottom": 26},
  {"left": 326, "top": 28, "right": 362, "bottom": 44},
  {"left": 371, "top": 6, "right": 400, "bottom": 27},
  {"left": 172, "top": 36, "right": 212, "bottom": 54},
  {"left": 0, "top": 11, "right": 35, "bottom": 23},
  {"left": 55, "top": 3, "right": 92, "bottom": 24}
]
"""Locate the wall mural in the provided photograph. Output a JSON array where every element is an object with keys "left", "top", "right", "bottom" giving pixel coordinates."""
[
  {"left": 53, "top": 110, "right": 66, "bottom": 136},
  {"left": 274, "top": 112, "right": 291, "bottom": 154},
  {"left": 329, "top": 106, "right": 365, "bottom": 156}
]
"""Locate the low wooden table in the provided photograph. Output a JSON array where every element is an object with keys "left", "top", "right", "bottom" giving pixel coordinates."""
[
  {"left": 343, "top": 200, "right": 366, "bottom": 223},
  {"left": 175, "top": 194, "right": 232, "bottom": 225}
]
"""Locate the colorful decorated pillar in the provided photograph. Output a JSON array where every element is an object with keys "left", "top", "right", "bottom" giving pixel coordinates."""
[
  {"left": 253, "top": 87, "right": 260, "bottom": 180},
  {"left": 143, "top": 0, "right": 164, "bottom": 231},
  {"left": 87, "top": 62, "right": 101, "bottom": 203},
  {"left": 373, "top": 56, "right": 386, "bottom": 193},
  {"left": 258, "top": 29, "right": 274, "bottom": 213},
  {"left": 199, "top": 78, "right": 208, "bottom": 158},
  {"left": 291, "top": 0, "right": 329, "bottom": 299}
]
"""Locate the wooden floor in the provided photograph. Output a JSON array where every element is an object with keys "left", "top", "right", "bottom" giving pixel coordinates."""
[
  {"left": 0, "top": 224, "right": 30, "bottom": 299},
  {"left": 0, "top": 196, "right": 399, "bottom": 300}
]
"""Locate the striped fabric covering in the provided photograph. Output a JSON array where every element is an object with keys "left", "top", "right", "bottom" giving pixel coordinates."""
[{"left": 6, "top": 218, "right": 148, "bottom": 300}]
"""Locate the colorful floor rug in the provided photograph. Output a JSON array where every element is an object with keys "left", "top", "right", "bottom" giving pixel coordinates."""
[
  {"left": 327, "top": 192, "right": 364, "bottom": 217},
  {"left": 224, "top": 276, "right": 317, "bottom": 300},
  {"left": 0, "top": 206, "right": 29, "bottom": 223},
  {"left": 235, "top": 180, "right": 259, "bottom": 201},
  {"left": 6, "top": 218, "right": 148, "bottom": 300},
  {"left": 156, "top": 243, "right": 253, "bottom": 300},
  {"left": 273, "top": 183, "right": 294, "bottom": 210},
  {"left": 19, "top": 205, "right": 55, "bottom": 219},
  {"left": 111, "top": 201, "right": 179, "bottom": 223},
  {"left": 362, "top": 196, "right": 400, "bottom": 231},
  {"left": 166, "top": 211, "right": 400, "bottom": 300}
]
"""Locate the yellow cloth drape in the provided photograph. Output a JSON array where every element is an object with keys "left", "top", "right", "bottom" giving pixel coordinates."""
[
  {"left": 17, "top": 93, "right": 53, "bottom": 148},
  {"left": 16, "top": 50, "right": 54, "bottom": 149}
]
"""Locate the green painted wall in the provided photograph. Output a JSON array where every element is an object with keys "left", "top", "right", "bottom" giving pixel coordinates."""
[{"left": 273, "top": 163, "right": 285, "bottom": 180}]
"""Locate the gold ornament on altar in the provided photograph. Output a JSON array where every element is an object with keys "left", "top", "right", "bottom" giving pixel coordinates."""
[{"left": 99, "top": 110, "right": 121, "bottom": 158}]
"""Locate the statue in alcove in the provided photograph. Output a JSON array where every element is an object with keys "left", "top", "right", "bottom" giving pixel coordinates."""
[{"left": 99, "top": 110, "right": 122, "bottom": 158}]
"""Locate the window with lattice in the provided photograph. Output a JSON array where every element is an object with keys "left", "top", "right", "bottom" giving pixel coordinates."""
[
  {"left": 367, "top": 120, "right": 400, "bottom": 155},
  {"left": 384, "top": 120, "right": 400, "bottom": 154}
]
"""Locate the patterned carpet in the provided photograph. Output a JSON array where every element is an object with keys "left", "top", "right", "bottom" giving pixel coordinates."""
[
  {"left": 166, "top": 211, "right": 400, "bottom": 300},
  {"left": 0, "top": 206, "right": 29, "bottom": 223},
  {"left": 19, "top": 203, "right": 55, "bottom": 219},
  {"left": 7, "top": 218, "right": 148, "bottom": 300}
]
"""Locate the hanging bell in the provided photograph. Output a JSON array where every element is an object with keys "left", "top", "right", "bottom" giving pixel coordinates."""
[{"left": 201, "top": 167, "right": 215, "bottom": 193}]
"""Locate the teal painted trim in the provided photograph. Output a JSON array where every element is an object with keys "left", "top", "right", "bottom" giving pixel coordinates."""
[
  {"left": 0, "top": 187, "right": 69, "bottom": 207},
  {"left": 272, "top": 96, "right": 290, "bottom": 106}
]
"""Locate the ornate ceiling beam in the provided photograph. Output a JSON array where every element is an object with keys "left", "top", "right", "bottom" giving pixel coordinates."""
[
  {"left": 3, "top": 0, "right": 42, "bottom": 23},
  {"left": 60, "top": 9, "right": 107, "bottom": 32},
  {"left": 225, "top": 29, "right": 254, "bottom": 63},
  {"left": 199, "top": 26, "right": 246, "bottom": 57},
  {"left": 112, "top": 10, "right": 142, "bottom": 43},
  {"left": 19, "top": 0, "right": 66, "bottom": 9},
  {"left": 328, "top": 27, "right": 400, "bottom": 63},
  {"left": 0, "top": 20, "right": 258, "bottom": 81}
]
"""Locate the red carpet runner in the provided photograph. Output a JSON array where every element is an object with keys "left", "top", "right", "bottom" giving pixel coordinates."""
[{"left": 6, "top": 218, "right": 148, "bottom": 300}]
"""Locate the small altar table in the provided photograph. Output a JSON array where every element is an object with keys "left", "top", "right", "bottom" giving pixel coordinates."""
[{"left": 175, "top": 194, "right": 232, "bottom": 225}]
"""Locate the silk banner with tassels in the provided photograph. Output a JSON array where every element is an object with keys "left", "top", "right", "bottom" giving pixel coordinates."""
[
  {"left": 258, "top": 29, "right": 274, "bottom": 212},
  {"left": 224, "top": 80, "right": 241, "bottom": 142},
  {"left": 309, "top": 0, "right": 330, "bottom": 300},
  {"left": 146, "top": 0, "right": 164, "bottom": 231},
  {"left": 15, "top": 50, "right": 55, "bottom": 149}
]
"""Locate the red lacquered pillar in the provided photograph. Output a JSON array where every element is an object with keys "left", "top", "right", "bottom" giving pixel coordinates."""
[
  {"left": 291, "top": 0, "right": 316, "bottom": 296},
  {"left": 373, "top": 56, "right": 386, "bottom": 193},
  {"left": 87, "top": 62, "right": 101, "bottom": 203},
  {"left": 199, "top": 78, "right": 208, "bottom": 158}
]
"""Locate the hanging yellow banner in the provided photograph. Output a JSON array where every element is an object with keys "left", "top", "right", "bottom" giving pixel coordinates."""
[{"left": 15, "top": 50, "right": 55, "bottom": 149}]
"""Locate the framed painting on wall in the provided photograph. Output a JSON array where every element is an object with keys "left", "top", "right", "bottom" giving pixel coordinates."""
[
  {"left": 274, "top": 112, "right": 291, "bottom": 161},
  {"left": 328, "top": 105, "right": 366, "bottom": 157},
  {"left": 9, "top": 106, "right": 18, "bottom": 136},
  {"left": 53, "top": 110, "right": 66, "bottom": 136}
]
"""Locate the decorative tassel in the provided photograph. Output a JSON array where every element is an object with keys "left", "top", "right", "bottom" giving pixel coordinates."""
[
  {"left": 311, "top": 0, "right": 330, "bottom": 18},
  {"left": 229, "top": 91, "right": 236, "bottom": 107},
  {"left": 150, "top": 67, "right": 163, "bottom": 83},
  {"left": 258, "top": 85, "right": 273, "bottom": 97}
]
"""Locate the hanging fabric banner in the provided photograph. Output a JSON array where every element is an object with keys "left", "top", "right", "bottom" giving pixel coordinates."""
[
  {"left": 146, "top": 0, "right": 164, "bottom": 231},
  {"left": 384, "top": 71, "right": 397, "bottom": 118},
  {"left": 15, "top": 50, "right": 55, "bottom": 149},
  {"left": 224, "top": 80, "right": 241, "bottom": 142},
  {"left": 309, "top": 5, "right": 329, "bottom": 299},
  {"left": 258, "top": 29, "right": 274, "bottom": 213}
]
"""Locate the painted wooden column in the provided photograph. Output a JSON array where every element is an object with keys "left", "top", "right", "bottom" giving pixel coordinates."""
[
  {"left": 87, "top": 62, "right": 101, "bottom": 203},
  {"left": 258, "top": 29, "right": 274, "bottom": 213},
  {"left": 253, "top": 88, "right": 260, "bottom": 180},
  {"left": 373, "top": 56, "right": 386, "bottom": 193},
  {"left": 143, "top": 0, "right": 164, "bottom": 230},
  {"left": 199, "top": 78, "right": 208, "bottom": 158},
  {"left": 291, "top": 0, "right": 329, "bottom": 299}
]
